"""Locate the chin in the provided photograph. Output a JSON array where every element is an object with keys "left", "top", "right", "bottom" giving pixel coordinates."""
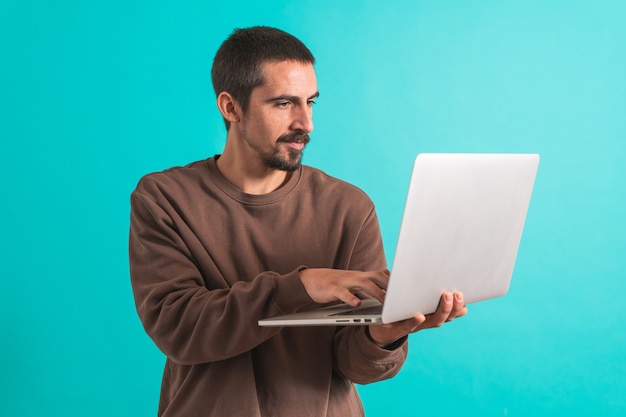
[{"left": 263, "top": 148, "right": 304, "bottom": 171}]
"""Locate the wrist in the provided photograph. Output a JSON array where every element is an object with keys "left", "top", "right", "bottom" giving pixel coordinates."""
[{"left": 365, "top": 327, "right": 406, "bottom": 350}]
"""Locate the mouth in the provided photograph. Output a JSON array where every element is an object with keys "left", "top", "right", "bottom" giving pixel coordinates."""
[
  {"left": 284, "top": 141, "right": 305, "bottom": 151},
  {"left": 278, "top": 131, "right": 310, "bottom": 151}
]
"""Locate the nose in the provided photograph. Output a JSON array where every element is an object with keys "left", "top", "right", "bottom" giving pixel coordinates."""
[{"left": 291, "top": 104, "right": 314, "bottom": 133}]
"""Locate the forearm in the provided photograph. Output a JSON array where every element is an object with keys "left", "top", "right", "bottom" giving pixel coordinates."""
[{"left": 132, "top": 264, "right": 313, "bottom": 364}]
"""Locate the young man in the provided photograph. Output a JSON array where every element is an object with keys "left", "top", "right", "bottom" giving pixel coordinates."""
[{"left": 129, "top": 26, "right": 466, "bottom": 417}]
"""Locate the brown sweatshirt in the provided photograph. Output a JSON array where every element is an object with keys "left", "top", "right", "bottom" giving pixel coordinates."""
[{"left": 129, "top": 156, "right": 408, "bottom": 417}]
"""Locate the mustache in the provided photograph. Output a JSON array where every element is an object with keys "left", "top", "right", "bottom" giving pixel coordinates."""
[{"left": 277, "top": 131, "right": 310, "bottom": 145}]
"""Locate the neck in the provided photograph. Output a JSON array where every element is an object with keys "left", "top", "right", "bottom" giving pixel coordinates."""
[{"left": 216, "top": 146, "right": 292, "bottom": 195}]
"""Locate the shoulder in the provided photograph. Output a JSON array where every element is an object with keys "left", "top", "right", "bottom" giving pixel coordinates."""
[
  {"left": 133, "top": 159, "right": 209, "bottom": 198},
  {"left": 300, "top": 165, "right": 375, "bottom": 209}
]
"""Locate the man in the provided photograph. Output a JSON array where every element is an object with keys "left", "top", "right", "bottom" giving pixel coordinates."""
[{"left": 129, "top": 26, "right": 466, "bottom": 417}]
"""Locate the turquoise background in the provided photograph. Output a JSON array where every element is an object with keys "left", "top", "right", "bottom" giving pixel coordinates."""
[{"left": 2, "top": 1, "right": 625, "bottom": 416}]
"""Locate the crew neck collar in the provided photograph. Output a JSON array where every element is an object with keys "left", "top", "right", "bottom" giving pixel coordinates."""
[{"left": 205, "top": 155, "right": 303, "bottom": 205}]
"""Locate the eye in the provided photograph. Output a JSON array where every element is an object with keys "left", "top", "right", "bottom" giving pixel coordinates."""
[
  {"left": 307, "top": 99, "right": 317, "bottom": 107},
  {"left": 276, "top": 101, "right": 291, "bottom": 108}
]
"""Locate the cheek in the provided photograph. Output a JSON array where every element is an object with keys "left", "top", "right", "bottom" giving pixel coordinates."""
[
  {"left": 248, "top": 107, "right": 290, "bottom": 137},
  {"left": 261, "top": 114, "right": 289, "bottom": 135}
]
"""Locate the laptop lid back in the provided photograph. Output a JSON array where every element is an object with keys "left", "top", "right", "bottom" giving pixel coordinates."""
[{"left": 381, "top": 153, "right": 539, "bottom": 323}]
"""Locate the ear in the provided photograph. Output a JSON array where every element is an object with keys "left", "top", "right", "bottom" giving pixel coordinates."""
[{"left": 216, "top": 92, "right": 242, "bottom": 125}]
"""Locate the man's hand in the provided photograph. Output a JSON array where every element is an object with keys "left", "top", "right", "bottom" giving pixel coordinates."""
[
  {"left": 368, "top": 291, "right": 468, "bottom": 348},
  {"left": 299, "top": 268, "right": 389, "bottom": 307}
]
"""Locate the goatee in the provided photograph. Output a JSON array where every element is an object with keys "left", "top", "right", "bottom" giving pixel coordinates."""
[{"left": 262, "top": 131, "right": 310, "bottom": 172}]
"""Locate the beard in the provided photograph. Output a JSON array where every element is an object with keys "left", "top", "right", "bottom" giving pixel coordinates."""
[{"left": 261, "top": 131, "right": 310, "bottom": 172}]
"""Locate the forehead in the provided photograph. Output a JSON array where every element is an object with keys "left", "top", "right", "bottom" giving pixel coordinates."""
[{"left": 257, "top": 60, "right": 317, "bottom": 96}]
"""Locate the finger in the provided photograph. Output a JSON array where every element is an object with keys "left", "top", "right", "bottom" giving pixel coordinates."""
[
  {"left": 369, "top": 270, "right": 390, "bottom": 289},
  {"left": 354, "top": 290, "right": 368, "bottom": 300},
  {"left": 449, "top": 292, "right": 467, "bottom": 320},
  {"left": 341, "top": 272, "right": 387, "bottom": 302},
  {"left": 354, "top": 280, "right": 387, "bottom": 303},
  {"left": 426, "top": 292, "right": 454, "bottom": 327},
  {"left": 333, "top": 286, "right": 362, "bottom": 307}
]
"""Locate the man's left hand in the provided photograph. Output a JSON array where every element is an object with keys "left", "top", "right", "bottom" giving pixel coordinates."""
[{"left": 368, "top": 291, "right": 467, "bottom": 348}]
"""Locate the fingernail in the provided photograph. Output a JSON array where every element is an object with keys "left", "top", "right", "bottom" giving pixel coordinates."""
[
  {"left": 444, "top": 293, "right": 452, "bottom": 303},
  {"left": 455, "top": 293, "right": 463, "bottom": 303}
]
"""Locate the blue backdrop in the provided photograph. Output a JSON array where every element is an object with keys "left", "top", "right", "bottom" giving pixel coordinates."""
[{"left": 2, "top": 1, "right": 625, "bottom": 416}]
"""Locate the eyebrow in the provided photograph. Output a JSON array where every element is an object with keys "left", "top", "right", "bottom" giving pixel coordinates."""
[{"left": 266, "top": 92, "right": 320, "bottom": 104}]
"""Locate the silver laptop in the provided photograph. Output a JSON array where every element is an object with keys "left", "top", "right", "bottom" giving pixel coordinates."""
[{"left": 258, "top": 153, "right": 540, "bottom": 327}]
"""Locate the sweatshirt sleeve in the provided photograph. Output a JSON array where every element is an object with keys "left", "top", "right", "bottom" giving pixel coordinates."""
[
  {"left": 129, "top": 189, "right": 314, "bottom": 365},
  {"left": 333, "top": 327, "right": 408, "bottom": 384},
  {"left": 332, "top": 206, "right": 409, "bottom": 383}
]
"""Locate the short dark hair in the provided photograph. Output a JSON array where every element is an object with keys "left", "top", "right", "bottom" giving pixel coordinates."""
[{"left": 211, "top": 26, "right": 315, "bottom": 129}]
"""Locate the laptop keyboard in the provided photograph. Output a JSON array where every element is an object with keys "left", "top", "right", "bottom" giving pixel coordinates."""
[{"left": 331, "top": 305, "right": 383, "bottom": 316}]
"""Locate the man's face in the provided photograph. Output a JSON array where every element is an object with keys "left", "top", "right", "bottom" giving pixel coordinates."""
[{"left": 238, "top": 60, "right": 318, "bottom": 172}]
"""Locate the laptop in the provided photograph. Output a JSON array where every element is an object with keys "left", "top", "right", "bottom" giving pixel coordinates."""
[{"left": 258, "top": 153, "right": 540, "bottom": 327}]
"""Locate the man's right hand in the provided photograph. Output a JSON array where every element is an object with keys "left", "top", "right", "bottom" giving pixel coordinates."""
[{"left": 298, "top": 268, "right": 389, "bottom": 307}]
